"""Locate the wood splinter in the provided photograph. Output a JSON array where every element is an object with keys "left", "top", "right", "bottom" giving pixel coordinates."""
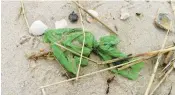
[{"left": 73, "top": 1, "right": 117, "bottom": 35}]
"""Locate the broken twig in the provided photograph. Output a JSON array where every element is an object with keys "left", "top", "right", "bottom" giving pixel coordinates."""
[
  {"left": 101, "top": 46, "right": 175, "bottom": 65},
  {"left": 164, "top": 51, "right": 174, "bottom": 64},
  {"left": 149, "top": 65, "right": 174, "bottom": 95},
  {"left": 20, "top": 0, "right": 30, "bottom": 29},
  {"left": 27, "top": 50, "right": 52, "bottom": 60},
  {"left": 144, "top": 22, "right": 172, "bottom": 95},
  {"left": 118, "top": 56, "right": 153, "bottom": 70},
  {"left": 158, "top": 58, "right": 175, "bottom": 79},
  {"left": 76, "top": 3, "right": 86, "bottom": 81},
  {"left": 168, "top": 84, "right": 172, "bottom": 95},
  {"left": 73, "top": 1, "right": 117, "bottom": 35}
]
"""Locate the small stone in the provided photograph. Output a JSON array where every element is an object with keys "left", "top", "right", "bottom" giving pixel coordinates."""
[
  {"left": 136, "top": 13, "right": 141, "bottom": 16},
  {"left": 55, "top": 19, "right": 68, "bottom": 29},
  {"left": 120, "top": 12, "right": 130, "bottom": 20},
  {"left": 136, "top": 13, "right": 144, "bottom": 18},
  {"left": 68, "top": 11, "right": 78, "bottom": 23},
  {"left": 120, "top": 9, "right": 130, "bottom": 20},
  {"left": 29, "top": 20, "right": 48, "bottom": 36}
]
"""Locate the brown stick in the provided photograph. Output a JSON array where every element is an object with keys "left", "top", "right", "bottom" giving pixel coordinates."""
[
  {"left": 73, "top": 1, "right": 117, "bottom": 35},
  {"left": 161, "top": 58, "right": 174, "bottom": 73},
  {"left": 20, "top": 0, "right": 30, "bottom": 29},
  {"left": 144, "top": 23, "right": 171, "bottom": 95},
  {"left": 149, "top": 65, "right": 174, "bottom": 95},
  {"left": 101, "top": 46, "right": 175, "bottom": 65},
  {"left": 118, "top": 56, "right": 153, "bottom": 70}
]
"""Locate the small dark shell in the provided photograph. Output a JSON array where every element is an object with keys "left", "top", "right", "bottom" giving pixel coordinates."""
[{"left": 68, "top": 11, "right": 78, "bottom": 23}]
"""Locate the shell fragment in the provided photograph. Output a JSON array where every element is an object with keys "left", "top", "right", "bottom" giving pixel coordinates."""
[
  {"left": 55, "top": 19, "right": 68, "bottom": 29},
  {"left": 29, "top": 20, "right": 48, "bottom": 36}
]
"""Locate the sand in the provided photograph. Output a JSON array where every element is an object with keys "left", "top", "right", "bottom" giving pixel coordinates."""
[{"left": 2, "top": 1, "right": 175, "bottom": 95}]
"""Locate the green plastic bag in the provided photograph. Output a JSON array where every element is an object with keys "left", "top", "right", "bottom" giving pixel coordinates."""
[
  {"left": 43, "top": 28, "right": 96, "bottom": 75},
  {"left": 43, "top": 28, "right": 144, "bottom": 80}
]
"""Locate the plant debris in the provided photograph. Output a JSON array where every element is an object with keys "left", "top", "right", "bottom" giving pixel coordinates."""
[
  {"left": 164, "top": 51, "right": 174, "bottom": 65},
  {"left": 26, "top": 49, "right": 53, "bottom": 61},
  {"left": 73, "top": 1, "right": 117, "bottom": 35},
  {"left": 17, "top": 7, "right": 23, "bottom": 20},
  {"left": 168, "top": 84, "right": 172, "bottom": 95},
  {"left": 68, "top": 11, "right": 78, "bottom": 23},
  {"left": 149, "top": 65, "right": 174, "bottom": 95}
]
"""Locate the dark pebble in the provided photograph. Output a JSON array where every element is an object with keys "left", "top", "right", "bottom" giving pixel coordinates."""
[{"left": 68, "top": 11, "right": 78, "bottom": 23}]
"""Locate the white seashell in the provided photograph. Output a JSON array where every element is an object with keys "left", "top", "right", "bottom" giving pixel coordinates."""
[
  {"left": 29, "top": 20, "right": 48, "bottom": 36},
  {"left": 174, "top": 62, "right": 175, "bottom": 68},
  {"left": 55, "top": 19, "right": 68, "bottom": 29},
  {"left": 88, "top": 10, "right": 99, "bottom": 17}
]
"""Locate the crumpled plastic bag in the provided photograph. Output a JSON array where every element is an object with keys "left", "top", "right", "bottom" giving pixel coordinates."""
[
  {"left": 43, "top": 28, "right": 96, "bottom": 75},
  {"left": 43, "top": 28, "right": 144, "bottom": 80}
]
